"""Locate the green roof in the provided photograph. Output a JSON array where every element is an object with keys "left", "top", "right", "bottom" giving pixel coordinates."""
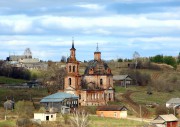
[{"left": 40, "top": 92, "right": 78, "bottom": 103}]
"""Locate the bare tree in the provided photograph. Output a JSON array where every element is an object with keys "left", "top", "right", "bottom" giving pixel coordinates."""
[
  {"left": 70, "top": 110, "right": 90, "bottom": 127},
  {"left": 133, "top": 51, "right": 140, "bottom": 69},
  {"left": 61, "top": 55, "right": 67, "bottom": 63},
  {"left": 41, "top": 63, "right": 67, "bottom": 93}
]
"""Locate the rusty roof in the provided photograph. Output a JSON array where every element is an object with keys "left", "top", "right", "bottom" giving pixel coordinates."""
[{"left": 97, "top": 105, "right": 127, "bottom": 111}]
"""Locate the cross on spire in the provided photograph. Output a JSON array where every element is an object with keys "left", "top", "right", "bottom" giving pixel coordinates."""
[
  {"left": 96, "top": 42, "right": 99, "bottom": 52},
  {"left": 72, "top": 37, "right": 74, "bottom": 49}
]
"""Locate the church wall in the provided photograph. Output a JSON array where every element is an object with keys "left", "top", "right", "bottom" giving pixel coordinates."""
[
  {"left": 80, "top": 90, "right": 106, "bottom": 106},
  {"left": 84, "top": 75, "right": 113, "bottom": 89}
]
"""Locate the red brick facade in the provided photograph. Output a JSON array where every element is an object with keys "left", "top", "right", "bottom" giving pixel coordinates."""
[{"left": 64, "top": 41, "right": 114, "bottom": 106}]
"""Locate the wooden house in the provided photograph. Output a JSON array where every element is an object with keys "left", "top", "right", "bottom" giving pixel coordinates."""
[
  {"left": 40, "top": 92, "right": 78, "bottom": 113},
  {"left": 113, "top": 75, "right": 132, "bottom": 87},
  {"left": 151, "top": 114, "right": 178, "bottom": 127},
  {"left": 96, "top": 105, "right": 128, "bottom": 119}
]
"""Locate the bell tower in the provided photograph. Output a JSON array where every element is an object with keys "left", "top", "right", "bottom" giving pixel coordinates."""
[
  {"left": 64, "top": 39, "right": 81, "bottom": 91},
  {"left": 94, "top": 43, "right": 101, "bottom": 61}
]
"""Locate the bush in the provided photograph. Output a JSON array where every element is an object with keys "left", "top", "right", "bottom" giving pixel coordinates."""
[{"left": 155, "top": 105, "right": 174, "bottom": 117}]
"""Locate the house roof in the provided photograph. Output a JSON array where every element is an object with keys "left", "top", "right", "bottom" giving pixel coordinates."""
[
  {"left": 166, "top": 98, "right": 180, "bottom": 104},
  {"left": 113, "top": 75, "right": 132, "bottom": 81},
  {"left": 151, "top": 120, "right": 165, "bottom": 124},
  {"left": 40, "top": 92, "right": 78, "bottom": 103},
  {"left": 155, "top": 114, "right": 178, "bottom": 122},
  {"left": 97, "top": 105, "right": 127, "bottom": 111}
]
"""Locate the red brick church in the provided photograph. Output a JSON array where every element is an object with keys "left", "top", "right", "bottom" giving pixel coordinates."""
[{"left": 64, "top": 40, "right": 114, "bottom": 106}]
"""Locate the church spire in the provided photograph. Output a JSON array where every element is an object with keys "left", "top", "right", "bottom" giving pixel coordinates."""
[
  {"left": 72, "top": 37, "right": 75, "bottom": 49},
  {"left": 96, "top": 42, "right": 99, "bottom": 52}
]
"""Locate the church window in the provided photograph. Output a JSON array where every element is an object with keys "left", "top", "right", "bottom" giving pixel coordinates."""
[
  {"left": 79, "top": 94, "right": 81, "bottom": 99},
  {"left": 102, "top": 93, "right": 104, "bottom": 99},
  {"left": 69, "top": 66, "right": 71, "bottom": 72},
  {"left": 69, "top": 78, "right": 71, "bottom": 86},
  {"left": 73, "top": 66, "right": 75, "bottom": 72},
  {"left": 100, "top": 79, "right": 103, "bottom": 85}
]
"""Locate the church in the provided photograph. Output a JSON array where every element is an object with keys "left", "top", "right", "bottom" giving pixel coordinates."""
[{"left": 64, "top": 41, "right": 114, "bottom": 106}]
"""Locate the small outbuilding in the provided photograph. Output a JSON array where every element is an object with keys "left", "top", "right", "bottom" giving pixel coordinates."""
[
  {"left": 166, "top": 98, "right": 180, "bottom": 108},
  {"left": 34, "top": 113, "right": 56, "bottom": 121},
  {"left": 4, "top": 100, "right": 14, "bottom": 110},
  {"left": 113, "top": 75, "right": 132, "bottom": 87},
  {"left": 96, "top": 105, "right": 128, "bottom": 119},
  {"left": 151, "top": 114, "right": 178, "bottom": 127}
]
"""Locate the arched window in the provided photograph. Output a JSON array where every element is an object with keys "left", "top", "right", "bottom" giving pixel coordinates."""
[
  {"left": 69, "top": 65, "right": 71, "bottom": 72},
  {"left": 100, "top": 79, "right": 103, "bottom": 85},
  {"left": 69, "top": 78, "right": 71, "bottom": 86},
  {"left": 73, "top": 66, "right": 75, "bottom": 72}
]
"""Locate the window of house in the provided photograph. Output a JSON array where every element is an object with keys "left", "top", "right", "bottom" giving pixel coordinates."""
[
  {"left": 114, "top": 112, "right": 117, "bottom": 118},
  {"left": 69, "top": 78, "right": 71, "bottom": 86},
  {"left": 69, "top": 65, "right": 71, "bottom": 72},
  {"left": 79, "top": 94, "right": 81, "bottom": 99},
  {"left": 109, "top": 93, "right": 111, "bottom": 100},
  {"left": 51, "top": 115, "right": 53, "bottom": 118},
  {"left": 100, "top": 79, "right": 103, "bottom": 85},
  {"left": 73, "top": 66, "right": 75, "bottom": 72}
]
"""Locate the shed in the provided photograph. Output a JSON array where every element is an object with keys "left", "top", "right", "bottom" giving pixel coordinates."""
[
  {"left": 40, "top": 92, "right": 78, "bottom": 113},
  {"left": 113, "top": 75, "right": 132, "bottom": 87},
  {"left": 61, "top": 106, "right": 70, "bottom": 114},
  {"left": 151, "top": 114, "right": 178, "bottom": 127},
  {"left": 166, "top": 98, "right": 180, "bottom": 108},
  {"left": 4, "top": 100, "right": 14, "bottom": 110},
  {"left": 96, "top": 105, "right": 128, "bottom": 119},
  {"left": 34, "top": 113, "right": 56, "bottom": 121}
]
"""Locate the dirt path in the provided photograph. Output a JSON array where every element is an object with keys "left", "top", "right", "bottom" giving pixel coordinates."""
[{"left": 117, "top": 90, "right": 150, "bottom": 118}]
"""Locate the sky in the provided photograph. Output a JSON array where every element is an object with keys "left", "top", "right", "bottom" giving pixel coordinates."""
[{"left": 0, "top": 0, "right": 180, "bottom": 61}]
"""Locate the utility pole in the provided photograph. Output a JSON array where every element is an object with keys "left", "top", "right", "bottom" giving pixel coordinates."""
[{"left": 139, "top": 105, "right": 143, "bottom": 122}]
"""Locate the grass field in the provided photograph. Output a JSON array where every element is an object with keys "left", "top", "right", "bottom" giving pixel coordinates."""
[
  {"left": 0, "top": 88, "right": 48, "bottom": 107},
  {"left": 0, "top": 76, "right": 26, "bottom": 84},
  {"left": 0, "top": 116, "right": 146, "bottom": 127},
  {"left": 89, "top": 116, "right": 146, "bottom": 127},
  {"left": 0, "top": 120, "right": 16, "bottom": 127}
]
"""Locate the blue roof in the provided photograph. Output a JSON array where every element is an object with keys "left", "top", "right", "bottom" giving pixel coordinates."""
[{"left": 40, "top": 92, "right": 78, "bottom": 103}]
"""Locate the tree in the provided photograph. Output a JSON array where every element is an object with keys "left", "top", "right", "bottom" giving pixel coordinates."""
[
  {"left": 150, "top": 54, "right": 164, "bottom": 63},
  {"left": 117, "top": 58, "right": 123, "bottom": 62},
  {"left": 15, "top": 101, "right": 34, "bottom": 118},
  {"left": 41, "top": 63, "right": 67, "bottom": 93},
  {"left": 61, "top": 56, "right": 67, "bottom": 63},
  {"left": 178, "top": 52, "right": 180, "bottom": 64},
  {"left": 163, "top": 56, "right": 177, "bottom": 69},
  {"left": 70, "top": 110, "right": 90, "bottom": 127},
  {"left": 133, "top": 51, "right": 140, "bottom": 69}
]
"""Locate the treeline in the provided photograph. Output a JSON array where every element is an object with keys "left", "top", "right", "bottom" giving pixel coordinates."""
[
  {"left": 0, "top": 61, "right": 31, "bottom": 80},
  {"left": 150, "top": 54, "right": 179, "bottom": 68}
]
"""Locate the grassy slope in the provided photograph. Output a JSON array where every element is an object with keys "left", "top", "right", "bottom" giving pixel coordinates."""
[
  {"left": 90, "top": 116, "right": 145, "bottom": 127},
  {"left": 0, "top": 88, "right": 48, "bottom": 107},
  {"left": 0, "top": 76, "right": 26, "bottom": 84},
  {"left": 0, "top": 120, "right": 16, "bottom": 127}
]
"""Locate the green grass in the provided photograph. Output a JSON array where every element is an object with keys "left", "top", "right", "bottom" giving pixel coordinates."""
[
  {"left": 89, "top": 116, "right": 146, "bottom": 127},
  {"left": 0, "top": 120, "right": 16, "bottom": 127},
  {"left": 0, "top": 88, "right": 48, "bottom": 107},
  {"left": 0, "top": 76, "right": 26, "bottom": 84},
  {"left": 115, "top": 85, "right": 180, "bottom": 105}
]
